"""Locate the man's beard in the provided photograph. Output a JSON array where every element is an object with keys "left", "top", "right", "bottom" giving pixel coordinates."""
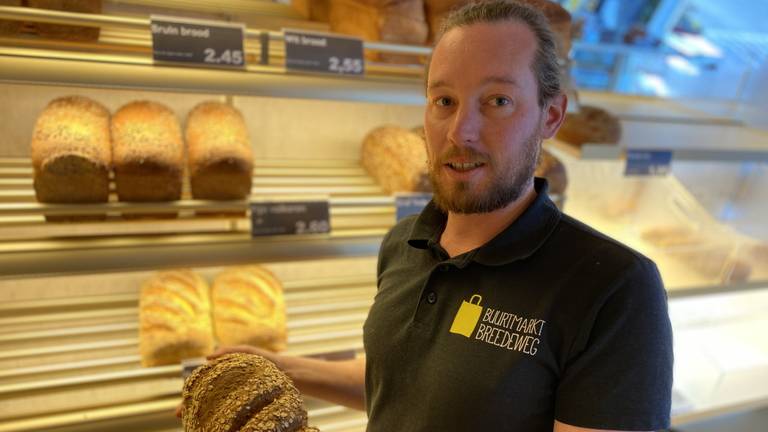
[{"left": 428, "top": 129, "right": 540, "bottom": 214}]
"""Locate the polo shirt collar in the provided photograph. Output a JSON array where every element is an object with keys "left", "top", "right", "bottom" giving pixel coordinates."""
[{"left": 406, "top": 177, "right": 562, "bottom": 266}]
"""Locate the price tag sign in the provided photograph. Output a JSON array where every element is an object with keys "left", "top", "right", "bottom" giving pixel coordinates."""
[
  {"left": 284, "top": 30, "right": 364, "bottom": 76},
  {"left": 151, "top": 15, "right": 245, "bottom": 68},
  {"left": 395, "top": 193, "right": 433, "bottom": 222},
  {"left": 250, "top": 200, "right": 331, "bottom": 237},
  {"left": 624, "top": 150, "right": 673, "bottom": 176}
]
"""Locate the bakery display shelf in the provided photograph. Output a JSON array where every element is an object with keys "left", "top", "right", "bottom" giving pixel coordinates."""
[
  {"left": 0, "top": 269, "right": 373, "bottom": 431},
  {"left": 0, "top": 159, "right": 397, "bottom": 278},
  {"left": 111, "top": 0, "right": 305, "bottom": 19},
  {"left": 545, "top": 116, "right": 768, "bottom": 163},
  {"left": 0, "top": 6, "right": 429, "bottom": 104}
]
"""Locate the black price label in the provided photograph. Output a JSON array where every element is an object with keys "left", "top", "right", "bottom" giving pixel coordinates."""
[
  {"left": 151, "top": 15, "right": 245, "bottom": 69},
  {"left": 250, "top": 200, "right": 331, "bottom": 237},
  {"left": 284, "top": 30, "right": 364, "bottom": 76}
]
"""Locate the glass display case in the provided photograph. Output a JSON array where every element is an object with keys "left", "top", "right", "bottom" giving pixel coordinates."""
[{"left": 0, "top": 2, "right": 766, "bottom": 431}]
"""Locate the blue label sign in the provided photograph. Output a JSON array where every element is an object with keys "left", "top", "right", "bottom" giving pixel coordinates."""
[
  {"left": 395, "top": 193, "right": 433, "bottom": 222},
  {"left": 625, "top": 150, "right": 673, "bottom": 176}
]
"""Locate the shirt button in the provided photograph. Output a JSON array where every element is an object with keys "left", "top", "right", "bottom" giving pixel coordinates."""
[{"left": 426, "top": 291, "right": 438, "bottom": 304}]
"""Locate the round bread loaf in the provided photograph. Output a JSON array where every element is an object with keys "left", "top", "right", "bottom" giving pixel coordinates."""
[
  {"left": 534, "top": 149, "right": 567, "bottom": 196},
  {"left": 139, "top": 270, "right": 215, "bottom": 367},
  {"left": 182, "top": 353, "right": 319, "bottom": 432},
  {"left": 212, "top": 266, "right": 287, "bottom": 352},
  {"left": 186, "top": 101, "right": 254, "bottom": 200},
  {"left": 361, "top": 125, "right": 431, "bottom": 194},
  {"left": 112, "top": 100, "right": 183, "bottom": 204},
  {"left": 556, "top": 105, "right": 622, "bottom": 147},
  {"left": 31, "top": 95, "right": 111, "bottom": 220}
]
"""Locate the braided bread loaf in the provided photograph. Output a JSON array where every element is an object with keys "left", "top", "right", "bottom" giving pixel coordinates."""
[
  {"left": 139, "top": 270, "right": 215, "bottom": 367},
  {"left": 182, "top": 353, "right": 319, "bottom": 432},
  {"left": 212, "top": 266, "right": 287, "bottom": 352}
]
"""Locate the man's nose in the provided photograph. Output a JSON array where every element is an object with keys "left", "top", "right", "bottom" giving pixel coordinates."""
[{"left": 448, "top": 103, "right": 481, "bottom": 146}]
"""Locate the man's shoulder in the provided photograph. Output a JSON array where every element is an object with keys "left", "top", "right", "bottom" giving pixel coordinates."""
[{"left": 553, "top": 212, "right": 657, "bottom": 278}]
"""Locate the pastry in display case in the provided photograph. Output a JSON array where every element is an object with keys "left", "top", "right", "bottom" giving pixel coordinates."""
[
  {"left": 361, "top": 125, "right": 431, "bottom": 194},
  {"left": 555, "top": 104, "right": 622, "bottom": 148}
]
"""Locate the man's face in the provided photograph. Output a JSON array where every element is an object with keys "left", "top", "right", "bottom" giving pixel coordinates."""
[{"left": 425, "top": 21, "right": 549, "bottom": 214}]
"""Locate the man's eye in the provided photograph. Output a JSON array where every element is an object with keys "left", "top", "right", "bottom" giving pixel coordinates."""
[
  {"left": 489, "top": 96, "right": 511, "bottom": 106},
  {"left": 434, "top": 97, "right": 453, "bottom": 107}
]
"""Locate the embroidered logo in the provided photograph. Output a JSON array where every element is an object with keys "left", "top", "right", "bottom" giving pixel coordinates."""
[
  {"left": 449, "top": 295, "right": 547, "bottom": 356},
  {"left": 449, "top": 295, "right": 483, "bottom": 337}
]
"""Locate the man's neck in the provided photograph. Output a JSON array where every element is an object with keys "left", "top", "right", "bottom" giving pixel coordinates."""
[{"left": 439, "top": 183, "right": 537, "bottom": 258}]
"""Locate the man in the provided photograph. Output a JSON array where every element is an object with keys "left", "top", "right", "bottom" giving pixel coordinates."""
[{"left": 200, "top": 1, "right": 674, "bottom": 431}]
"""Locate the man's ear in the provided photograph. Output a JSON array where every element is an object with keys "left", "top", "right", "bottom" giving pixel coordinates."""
[{"left": 540, "top": 93, "right": 567, "bottom": 139}]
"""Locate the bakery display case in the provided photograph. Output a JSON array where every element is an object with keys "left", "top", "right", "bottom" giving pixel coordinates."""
[{"left": 1, "top": 2, "right": 768, "bottom": 431}]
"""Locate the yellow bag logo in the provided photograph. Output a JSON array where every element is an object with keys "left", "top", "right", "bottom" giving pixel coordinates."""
[{"left": 449, "top": 295, "right": 483, "bottom": 338}]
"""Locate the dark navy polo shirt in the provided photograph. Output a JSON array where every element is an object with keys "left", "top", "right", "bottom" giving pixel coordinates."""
[{"left": 363, "top": 178, "right": 673, "bottom": 432}]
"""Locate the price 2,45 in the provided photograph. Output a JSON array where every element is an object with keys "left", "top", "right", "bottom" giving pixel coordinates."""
[
  {"left": 328, "top": 56, "right": 363, "bottom": 74},
  {"left": 203, "top": 48, "right": 244, "bottom": 65}
]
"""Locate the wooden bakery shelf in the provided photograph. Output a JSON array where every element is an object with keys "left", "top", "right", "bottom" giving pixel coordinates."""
[
  {"left": 0, "top": 158, "right": 397, "bottom": 278},
  {"left": 0, "top": 272, "right": 373, "bottom": 431},
  {"left": 0, "top": 5, "right": 429, "bottom": 105}
]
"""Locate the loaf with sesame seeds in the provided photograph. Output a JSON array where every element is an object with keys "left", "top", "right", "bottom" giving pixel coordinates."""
[
  {"left": 139, "top": 270, "right": 215, "bottom": 367},
  {"left": 182, "top": 353, "right": 319, "bottom": 432},
  {"left": 31, "top": 95, "right": 111, "bottom": 220},
  {"left": 212, "top": 266, "right": 287, "bottom": 352},
  {"left": 111, "top": 101, "right": 184, "bottom": 211},
  {"left": 185, "top": 101, "right": 254, "bottom": 201}
]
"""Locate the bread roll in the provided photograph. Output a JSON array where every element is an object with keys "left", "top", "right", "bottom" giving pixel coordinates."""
[
  {"left": 535, "top": 149, "right": 567, "bottom": 196},
  {"left": 182, "top": 353, "right": 319, "bottom": 432},
  {"left": 111, "top": 101, "right": 183, "bottom": 212},
  {"left": 186, "top": 101, "right": 253, "bottom": 200},
  {"left": 0, "top": 0, "right": 23, "bottom": 37},
  {"left": 556, "top": 105, "right": 622, "bottom": 147},
  {"left": 31, "top": 95, "right": 111, "bottom": 220},
  {"left": 328, "top": 0, "right": 428, "bottom": 62},
  {"left": 139, "top": 270, "right": 215, "bottom": 367},
  {"left": 212, "top": 266, "right": 287, "bottom": 352},
  {"left": 27, "top": 0, "right": 101, "bottom": 41},
  {"left": 361, "top": 125, "right": 431, "bottom": 194}
]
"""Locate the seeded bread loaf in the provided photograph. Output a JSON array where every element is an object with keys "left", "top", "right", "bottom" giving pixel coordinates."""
[
  {"left": 361, "top": 125, "right": 431, "bottom": 194},
  {"left": 186, "top": 102, "right": 253, "bottom": 200},
  {"left": 139, "top": 270, "right": 215, "bottom": 367},
  {"left": 556, "top": 105, "right": 622, "bottom": 147},
  {"left": 31, "top": 95, "right": 111, "bottom": 220},
  {"left": 182, "top": 353, "right": 319, "bottom": 432},
  {"left": 111, "top": 101, "right": 183, "bottom": 212},
  {"left": 212, "top": 266, "right": 287, "bottom": 352},
  {"left": 27, "top": 0, "right": 101, "bottom": 41}
]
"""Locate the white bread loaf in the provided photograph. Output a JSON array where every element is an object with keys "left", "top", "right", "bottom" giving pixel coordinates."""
[
  {"left": 111, "top": 101, "right": 183, "bottom": 207},
  {"left": 361, "top": 125, "right": 431, "bottom": 194},
  {"left": 139, "top": 270, "right": 215, "bottom": 367},
  {"left": 31, "top": 95, "right": 111, "bottom": 220},
  {"left": 27, "top": 0, "right": 101, "bottom": 41},
  {"left": 212, "top": 266, "right": 287, "bottom": 352},
  {"left": 186, "top": 102, "right": 253, "bottom": 200}
]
